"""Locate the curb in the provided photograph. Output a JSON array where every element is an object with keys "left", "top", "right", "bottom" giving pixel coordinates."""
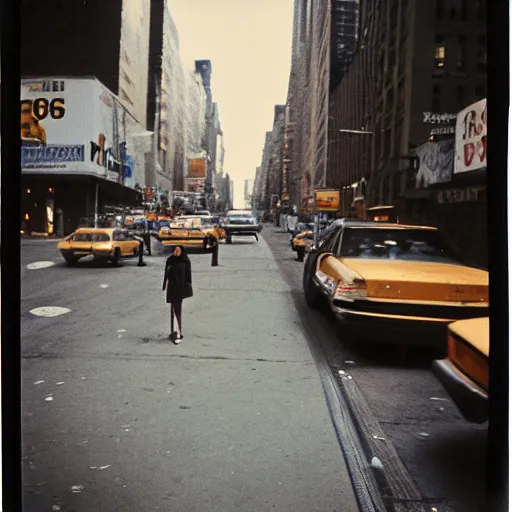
[{"left": 337, "top": 372, "right": 428, "bottom": 512}]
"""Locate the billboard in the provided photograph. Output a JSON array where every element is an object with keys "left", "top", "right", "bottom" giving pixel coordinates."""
[
  {"left": 314, "top": 189, "right": 340, "bottom": 211},
  {"left": 414, "top": 139, "right": 455, "bottom": 188},
  {"left": 188, "top": 158, "right": 206, "bottom": 178},
  {"left": 455, "top": 99, "right": 487, "bottom": 174},
  {"left": 21, "top": 78, "right": 143, "bottom": 187}
]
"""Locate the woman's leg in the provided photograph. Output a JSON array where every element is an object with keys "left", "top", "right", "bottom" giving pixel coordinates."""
[
  {"left": 170, "top": 304, "right": 175, "bottom": 335},
  {"left": 174, "top": 299, "right": 183, "bottom": 337}
]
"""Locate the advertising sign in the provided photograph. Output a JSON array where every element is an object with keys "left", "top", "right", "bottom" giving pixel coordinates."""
[
  {"left": 414, "top": 138, "right": 455, "bottom": 188},
  {"left": 21, "top": 78, "right": 142, "bottom": 188},
  {"left": 454, "top": 99, "right": 487, "bottom": 174},
  {"left": 188, "top": 158, "right": 206, "bottom": 178},
  {"left": 314, "top": 189, "right": 340, "bottom": 212}
]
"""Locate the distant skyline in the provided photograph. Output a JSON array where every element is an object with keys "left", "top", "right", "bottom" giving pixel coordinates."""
[{"left": 170, "top": 0, "right": 294, "bottom": 207}]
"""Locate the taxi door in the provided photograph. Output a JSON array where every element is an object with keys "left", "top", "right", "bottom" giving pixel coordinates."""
[
  {"left": 71, "top": 232, "right": 93, "bottom": 254},
  {"left": 114, "top": 230, "right": 138, "bottom": 257}
]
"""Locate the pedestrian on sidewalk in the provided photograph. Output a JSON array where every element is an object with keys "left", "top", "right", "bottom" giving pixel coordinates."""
[{"left": 162, "top": 246, "right": 193, "bottom": 344}]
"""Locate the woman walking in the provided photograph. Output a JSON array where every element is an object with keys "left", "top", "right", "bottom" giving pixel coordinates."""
[{"left": 162, "top": 246, "right": 193, "bottom": 344}]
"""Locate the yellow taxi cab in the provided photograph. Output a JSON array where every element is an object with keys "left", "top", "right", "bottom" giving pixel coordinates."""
[
  {"left": 303, "top": 220, "right": 488, "bottom": 346},
  {"left": 292, "top": 229, "right": 314, "bottom": 262},
  {"left": 179, "top": 215, "right": 226, "bottom": 240},
  {"left": 57, "top": 228, "right": 140, "bottom": 266},
  {"left": 157, "top": 217, "right": 218, "bottom": 251},
  {"left": 432, "top": 317, "right": 489, "bottom": 423}
]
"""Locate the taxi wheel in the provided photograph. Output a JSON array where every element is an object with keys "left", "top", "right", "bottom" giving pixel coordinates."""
[
  {"left": 226, "top": 236, "right": 233, "bottom": 244},
  {"left": 304, "top": 270, "right": 322, "bottom": 309},
  {"left": 64, "top": 255, "right": 79, "bottom": 267},
  {"left": 111, "top": 248, "right": 121, "bottom": 266}
]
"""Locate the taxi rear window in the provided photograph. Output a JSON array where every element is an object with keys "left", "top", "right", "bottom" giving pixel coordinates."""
[
  {"left": 92, "top": 233, "right": 111, "bottom": 242},
  {"left": 75, "top": 233, "right": 92, "bottom": 242},
  {"left": 75, "top": 233, "right": 110, "bottom": 242}
]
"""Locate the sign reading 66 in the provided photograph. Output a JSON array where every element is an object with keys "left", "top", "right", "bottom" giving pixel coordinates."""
[{"left": 20, "top": 98, "right": 66, "bottom": 120}]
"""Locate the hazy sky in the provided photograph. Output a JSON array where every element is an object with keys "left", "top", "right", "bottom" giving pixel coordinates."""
[{"left": 171, "top": 0, "right": 294, "bottom": 207}]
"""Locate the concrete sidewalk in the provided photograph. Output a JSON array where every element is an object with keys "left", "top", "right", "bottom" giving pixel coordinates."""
[{"left": 21, "top": 237, "right": 358, "bottom": 511}]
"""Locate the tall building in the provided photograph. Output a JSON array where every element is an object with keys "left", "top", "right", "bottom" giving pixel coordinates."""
[
  {"left": 194, "top": 60, "right": 224, "bottom": 210},
  {"left": 22, "top": 0, "right": 151, "bottom": 128},
  {"left": 244, "top": 179, "right": 254, "bottom": 208},
  {"left": 20, "top": 0, "right": 152, "bottom": 235},
  {"left": 253, "top": 106, "right": 286, "bottom": 211},
  {"left": 253, "top": 132, "right": 274, "bottom": 211},
  {"left": 284, "top": 0, "right": 487, "bottom": 265},
  {"left": 285, "top": 0, "right": 359, "bottom": 211},
  {"left": 326, "top": 0, "right": 487, "bottom": 214}
]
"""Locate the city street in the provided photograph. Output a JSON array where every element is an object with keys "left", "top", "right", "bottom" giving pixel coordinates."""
[
  {"left": 21, "top": 237, "right": 358, "bottom": 512},
  {"left": 264, "top": 226, "right": 488, "bottom": 512}
]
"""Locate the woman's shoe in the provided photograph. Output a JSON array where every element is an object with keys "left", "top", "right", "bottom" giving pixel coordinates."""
[
  {"left": 174, "top": 335, "right": 184, "bottom": 345},
  {"left": 169, "top": 331, "right": 178, "bottom": 341}
]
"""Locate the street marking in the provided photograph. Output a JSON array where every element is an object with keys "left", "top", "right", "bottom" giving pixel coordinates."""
[
  {"left": 71, "top": 485, "right": 84, "bottom": 493},
  {"left": 27, "top": 261, "right": 55, "bottom": 270},
  {"left": 34, "top": 380, "right": 44, "bottom": 385},
  {"left": 99, "top": 284, "right": 109, "bottom": 289},
  {"left": 30, "top": 307, "right": 71, "bottom": 318},
  {"left": 89, "top": 465, "right": 111, "bottom": 471}
]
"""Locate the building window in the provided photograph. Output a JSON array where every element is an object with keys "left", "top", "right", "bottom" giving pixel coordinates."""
[
  {"left": 457, "top": 86, "right": 465, "bottom": 106},
  {"left": 457, "top": 35, "right": 466, "bottom": 71},
  {"left": 436, "top": 0, "right": 444, "bottom": 19},
  {"left": 435, "top": 36, "right": 445, "bottom": 68}
]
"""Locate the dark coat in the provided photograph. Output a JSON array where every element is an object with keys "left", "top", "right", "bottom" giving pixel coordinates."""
[{"left": 163, "top": 253, "right": 193, "bottom": 303}]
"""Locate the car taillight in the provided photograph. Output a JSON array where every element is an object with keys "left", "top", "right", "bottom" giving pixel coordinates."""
[
  {"left": 334, "top": 279, "right": 367, "bottom": 300},
  {"left": 448, "top": 333, "right": 489, "bottom": 391}
]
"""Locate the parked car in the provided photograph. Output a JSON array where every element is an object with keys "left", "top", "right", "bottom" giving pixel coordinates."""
[
  {"left": 432, "top": 317, "right": 489, "bottom": 423},
  {"left": 302, "top": 220, "right": 489, "bottom": 346},
  {"left": 222, "top": 210, "right": 262, "bottom": 244},
  {"left": 57, "top": 228, "right": 141, "bottom": 266}
]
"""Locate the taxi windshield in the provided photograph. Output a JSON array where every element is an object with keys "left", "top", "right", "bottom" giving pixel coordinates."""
[{"left": 339, "top": 228, "right": 464, "bottom": 264}]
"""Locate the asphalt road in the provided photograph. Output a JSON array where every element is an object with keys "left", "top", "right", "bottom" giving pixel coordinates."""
[
  {"left": 21, "top": 237, "right": 359, "bottom": 512},
  {"left": 263, "top": 225, "right": 488, "bottom": 512}
]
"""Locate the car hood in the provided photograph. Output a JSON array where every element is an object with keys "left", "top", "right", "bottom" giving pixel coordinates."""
[
  {"left": 339, "top": 258, "right": 489, "bottom": 303},
  {"left": 449, "top": 317, "right": 489, "bottom": 357}
]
